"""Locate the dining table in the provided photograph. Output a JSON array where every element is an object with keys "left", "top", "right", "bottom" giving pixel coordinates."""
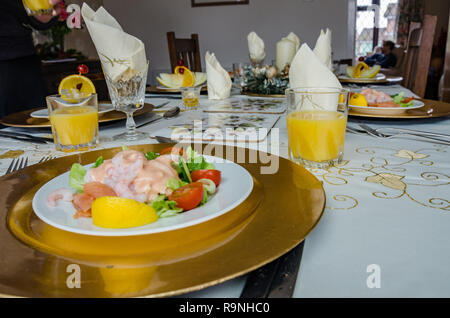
[{"left": 0, "top": 83, "right": 449, "bottom": 298}]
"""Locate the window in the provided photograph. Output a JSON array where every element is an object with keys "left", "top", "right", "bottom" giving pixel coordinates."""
[{"left": 355, "top": 0, "right": 399, "bottom": 57}]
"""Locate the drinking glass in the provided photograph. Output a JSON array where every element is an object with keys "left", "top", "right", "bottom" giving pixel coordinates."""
[
  {"left": 47, "top": 94, "right": 99, "bottom": 152},
  {"left": 181, "top": 86, "right": 201, "bottom": 110},
  {"left": 22, "top": 0, "right": 53, "bottom": 16},
  {"left": 286, "top": 87, "right": 349, "bottom": 169},
  {"left": 104, "top": 62, "right": 149, "bottom": 141},
  {"left": 232, "top": 63, "right": 248, "bottom": 87}
]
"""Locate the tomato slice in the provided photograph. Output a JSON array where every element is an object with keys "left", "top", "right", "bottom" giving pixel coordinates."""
[
  {"left": 191, "top": 169, "right": 221, "bottom": 187},
  {"left": 160, "top": 147, "right": 183, "bottom": 156},
  {"left": 168, "top": 182, "right": 204, "bottom": 211}
]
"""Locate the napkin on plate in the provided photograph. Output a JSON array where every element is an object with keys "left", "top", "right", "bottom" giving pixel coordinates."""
[
  {"left": 205, "top": 51, "right": 232, "bottom": 100},
  {"left": 289, "top": 43, "right": 342, "bottom": 111},
  {"left": 313, "top": 28, "right": 332, "bottom": 70},
  {"left": 81, "top": 3, "right": 147, "bottom": 82},
  {"left": 247, "top": 31, "right": 266, "bottom": 62}
]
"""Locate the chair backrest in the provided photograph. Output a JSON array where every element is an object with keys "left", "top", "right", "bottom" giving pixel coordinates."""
[
  {"left": 167, "top": 32, "right": 202, "bottom": 72},
  {"left": 402, "top": 15, "right": 437, "bottom": 98},
  {"left": 439, "top": 10, "right": 450, "bottom": 102}
]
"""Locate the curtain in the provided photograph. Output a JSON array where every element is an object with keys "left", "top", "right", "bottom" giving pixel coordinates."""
[{"left": 396, "top": 0, "right": 425, "bottom": 46}]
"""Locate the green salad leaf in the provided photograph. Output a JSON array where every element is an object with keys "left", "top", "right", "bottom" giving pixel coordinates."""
[
  {"left": 69, "top": 163, "right": 86, "bottom": 192},
  {"left": 93, "top": 156, "right": 104, "bottom": 168},
  {"left": 145, "top": 151, "right": 159, "bottom": 160},
  {"left": 166, "top": 178, "right": 188, "bottom": 190},
  {"left": 150, "top": 194, "right": 183, "bottom": 218}
]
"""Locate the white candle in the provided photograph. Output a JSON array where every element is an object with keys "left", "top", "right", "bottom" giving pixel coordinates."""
[{"left": 276, "top": 39, "right": 296, "bottom": 71}]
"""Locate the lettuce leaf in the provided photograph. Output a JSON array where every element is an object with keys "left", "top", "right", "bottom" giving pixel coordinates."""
[
  {"left": 93, "top": 156, "right": 104, "bottom": 168},
  {"left": 150, "top": 194, "right": 183, "bottom": 218},
  {"left": 69, "top": 163, "right": 86, "bottom": 192},
  {"left": 166, "top": 178, "right": 188, "bottom": 190},
  {"left": 145, "top": 151, "right": 159, "bottom": 160}
]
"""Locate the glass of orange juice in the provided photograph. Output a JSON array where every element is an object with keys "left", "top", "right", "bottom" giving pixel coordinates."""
[
  {"left": 22, "top": 0, "right": 53, "bottom": 16},
  {"left": 47, "top": 94, "right": 99, "bottom": 152},
  {"left": 286, "top": 87, "right": 349, "bottom": 169}
]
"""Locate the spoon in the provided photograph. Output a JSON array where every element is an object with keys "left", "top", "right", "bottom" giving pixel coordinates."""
[{"left": 136, "top": 106, "right": 180, "bottom": 128}]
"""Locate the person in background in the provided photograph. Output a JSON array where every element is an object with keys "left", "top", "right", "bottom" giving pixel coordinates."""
[
  {"left": 0, "top": 0, "right": 62, "bottom": 118},
  {"left": 364, "top": 40, "right": 397, "bottom": 69}
]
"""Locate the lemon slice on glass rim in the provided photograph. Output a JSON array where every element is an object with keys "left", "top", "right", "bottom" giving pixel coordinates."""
[{"left": 58, "top": 74, "right": 96, "bottom": 103}]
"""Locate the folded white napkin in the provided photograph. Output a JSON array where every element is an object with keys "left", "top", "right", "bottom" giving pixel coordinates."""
[
  {"left": 81, "top": 3, "right": 147, "bottom": 82},
  {"left": 313, "top": 28, "right": 332, "bottom": 70},
  {"left": 289, "top": 43, "right": 342, "bottom": 111},
  {"left": 247, "top": 31, "right": 266, "bottom": 62},
  {"left": 205, "top": 51, "right": 232, "bottom": 100},
  {"left": 285, "top": 32, "right": 300, "bottom": 51},
  {"left": 276, "top": 32, "right": 300, "bottom": 71}
]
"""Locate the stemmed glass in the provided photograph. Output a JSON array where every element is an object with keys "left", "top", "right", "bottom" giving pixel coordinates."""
[{"left": 104, "top": 62, "right": 149, "bottom": 141}]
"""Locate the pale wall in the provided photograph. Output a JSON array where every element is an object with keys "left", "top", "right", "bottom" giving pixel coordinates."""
[{"left": 98, "top": 0, "right": 354, "bottom": 77}]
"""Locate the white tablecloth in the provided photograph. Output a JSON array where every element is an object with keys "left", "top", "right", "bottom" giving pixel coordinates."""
[{"left": 1, "top": 85, "right": 449, "bottom": 297}]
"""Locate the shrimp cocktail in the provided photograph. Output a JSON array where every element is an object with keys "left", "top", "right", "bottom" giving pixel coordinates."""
[{"left": 286, "top": 87, "right": 349, "bottom": 169}]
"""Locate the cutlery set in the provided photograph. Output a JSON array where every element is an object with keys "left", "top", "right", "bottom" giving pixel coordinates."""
[{"left": 347, "top": 124, "right": 450, "bottom": 145}]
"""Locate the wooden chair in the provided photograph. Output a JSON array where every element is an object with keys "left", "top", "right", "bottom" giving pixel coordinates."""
[
  {"left": 402, "top": 15, "right": 437, "bottom": 98},
  {"left": 439, "top": 11, "right": 450, "bottom": 102},
  {"left": 167, "top": 32, "right": 202, "bottom": 72}
]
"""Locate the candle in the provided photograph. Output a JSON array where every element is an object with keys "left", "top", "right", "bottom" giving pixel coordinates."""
[{"left": 276, "top": 38, "right": 296, "bottom": 71}]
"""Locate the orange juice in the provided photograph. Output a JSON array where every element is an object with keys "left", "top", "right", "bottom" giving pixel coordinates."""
[
  {"left": 49, "top": 106, "right": 98, "bottom": 150},
  {"left": 22, "top": 0, "right": 53, "bottom": 13},
  {"left": 287, "top": 111, "right": 347, "bottom": 162}
]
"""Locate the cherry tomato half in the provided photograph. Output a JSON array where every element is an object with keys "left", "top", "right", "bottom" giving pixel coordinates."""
[
  {"left": 160, "top": 147, "right": 183, "bottom": 156},
  {"left": 168, "top": 182, "right": 204, "bottom": 211},
  {"left": 191, "top": 169, "right": 221, "bottom": 187}
]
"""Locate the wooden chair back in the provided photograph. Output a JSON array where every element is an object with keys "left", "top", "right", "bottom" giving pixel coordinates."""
[
  {"left": 167, "top": 32, "right": 202, "bottom": 72},
  {"left": 402, "top": 15, "right": 437, "bottom": 98},
  {"left": 439, "top": 10, "right": 450, "bottom": 102}
]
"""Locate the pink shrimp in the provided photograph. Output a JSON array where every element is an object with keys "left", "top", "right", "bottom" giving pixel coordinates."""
[
  {"left": 360, "top": 88, "right": 392, "bottom": 104},
  {"left": 46, "top": 188, "right": 73, "bottom": 207}
]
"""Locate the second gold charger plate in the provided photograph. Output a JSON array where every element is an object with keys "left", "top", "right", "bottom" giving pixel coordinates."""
[
  {"left": 0, "top": 103, "right": 154, "bottom": 128},
  {"left": 349, "top": 99, "right": 450, "bottom": 119},
  {"left": 0, "top": 144, "right": 325, "bottom": 297}
]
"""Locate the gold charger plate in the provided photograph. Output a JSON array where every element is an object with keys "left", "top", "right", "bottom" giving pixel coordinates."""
[
  {"left": 0, "top": 144, "right": 325, "bottom": 297},
  {"left": 146, "top": 86, "right": 207, "bottom": 94},
  {"left": 0, "top": 103, "right": 154, "bottom": 128},
  {"left": 349, "top": 99, "right": 450, "bottom": 119}
]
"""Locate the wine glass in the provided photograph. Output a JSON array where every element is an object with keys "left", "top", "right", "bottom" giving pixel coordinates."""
[{"left": 104, "top": 62, "right": 149, "bottom": 141}]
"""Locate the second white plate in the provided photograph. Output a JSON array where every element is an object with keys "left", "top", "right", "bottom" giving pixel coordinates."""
[{"left": 30, "top": 103, "right": 115, "bottom": 118}]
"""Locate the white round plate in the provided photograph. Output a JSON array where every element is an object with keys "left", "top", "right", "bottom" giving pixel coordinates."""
[
  {"left": 32, "top": 155, "right": 254, "bottom": 236},
  {"left": 30, "top": 103, "right": 115, "bottom": 118},
  {"left": 339, "top": 73, "right": 387, "bottom": 82},
  {"left": 349, "top": 99, "right": 425, "bottom": 115}
]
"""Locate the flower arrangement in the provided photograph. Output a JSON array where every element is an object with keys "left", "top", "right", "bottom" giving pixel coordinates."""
[
  {"left": 36, "top": 1, "right": 85, "bottom": 61},
  {"left": 240, "top": 64, "right": 290, "bottom": 95}
]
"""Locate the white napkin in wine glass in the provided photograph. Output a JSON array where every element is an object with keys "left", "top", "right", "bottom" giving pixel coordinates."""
[
  {"left": 247, "top": 31, "right": 266, "bottom": 62},
  {"left": 81, "top": 3, "right": 147, "bottom": 82},
  {"left": 313, "top": 28, "right": 332, "bottom": 70},
  {"left": 205, "top": 51, "right": 232, "bottom": 100},
  {"left": 285, "top": 32, "right": 300, "bottom": 51},
  {"left": 289, "top": 43, "right": 342, "bottom": 111}
]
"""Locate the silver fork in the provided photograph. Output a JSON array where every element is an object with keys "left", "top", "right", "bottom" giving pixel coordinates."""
[
  {"left": 359, "top": 123, "right": 450, "bottom": 145},
  {"left": 5, "top": 157, "right": 28, "bottom": 174}
]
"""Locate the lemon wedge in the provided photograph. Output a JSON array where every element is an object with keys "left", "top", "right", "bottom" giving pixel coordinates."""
[
  {"left": 92, "top": 196, "right": 158, "bottom": 229},
  {"left": 349, "top": 93, "right": 368, "bottom": 107},
  {"left": 174, "top": 66, "right": 195, "bottom": 87},
  {"left": 58, "top": 74, "right": 96, "bottom": 103}
]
